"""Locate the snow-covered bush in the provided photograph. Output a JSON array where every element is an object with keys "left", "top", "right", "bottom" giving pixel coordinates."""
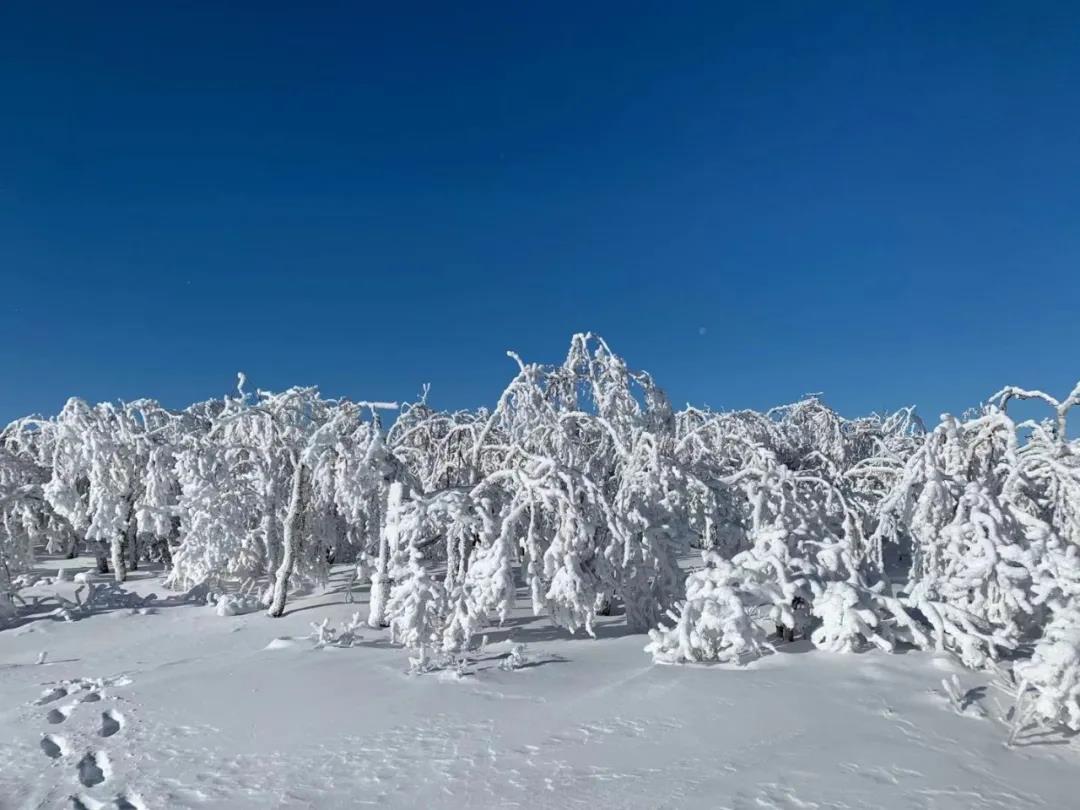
[
  {"left": 1012, "top": 603, "right": 1080, "bottom": 736},
  {"left": 810, "top": 581, "right": 894, "bottom": 654},
  {"left": 310, "top": 612, "right": 365, "bottom": 648},
  {"left": 214, "top": 583, "right": 264, "bottom": 617},
  {"left": 646, "top": 553, "right": 775, "bottom": 665},
  {"left": 387, "top": 546, "right": 448, "bottom": 670},
  {"left": 500, "top": 643, "right": 530, "bottom": 671}
]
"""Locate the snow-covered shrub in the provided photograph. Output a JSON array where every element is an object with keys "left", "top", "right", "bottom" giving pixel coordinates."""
[
  {"left": 387, "top": 546, "right": 448, "bottom": 668},
  {"left": 310, "top": 612, "right": 365, "bottom": 648},
  {"left": 811, "top": 581, "right": 894, "bottom": 653},
  {"left": 646, "top": 553, "right": 774, "bottom": 665},
  {"left": 1012, "top": 603, "right": 1080, "bottom": 736},
  {"left": 215, "top": 584, "right": 264, "bottom": 617},
  {"left": 499, "top": 643, "right": 529, "bottom": 671}
]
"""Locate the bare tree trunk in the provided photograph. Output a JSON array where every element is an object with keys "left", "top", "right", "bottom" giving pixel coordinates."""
[
  {"left": 111, "top": 534, "right": 127, "bottom": 583},
  {"left": 111, "top": 499, "right": 138, "bottom": 583},
  {"left": 457, "top": 533, "right": 475, "bottom": 581},
  {"left": 267, "top": 463, "right": 311, "bottom": 618},
  {"left": 126, "top": 524, "right": 139, "bottom": 573}
]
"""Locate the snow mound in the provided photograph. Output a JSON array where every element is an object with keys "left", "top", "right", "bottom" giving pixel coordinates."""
[{"left": 263, "top": 637, "right": 299, "bottom": 651}]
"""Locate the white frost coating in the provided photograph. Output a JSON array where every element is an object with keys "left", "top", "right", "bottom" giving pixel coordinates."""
[{"left": 2, "top": 335, "right": 1080, "bottom": 747}]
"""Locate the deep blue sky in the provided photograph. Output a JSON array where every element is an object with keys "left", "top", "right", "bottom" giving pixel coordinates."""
[{"left": 3, "top": 2, "right": 1079, "bottom": 426}]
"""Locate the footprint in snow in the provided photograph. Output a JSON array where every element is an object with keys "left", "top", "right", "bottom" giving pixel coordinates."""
[
  {"left": 43, "top": 675, "right": 131, "bottom": 700},
  {"left": 100, "top": 710, "right": 124, "bottom": 738},
  {"left": 36, "top": 676, "right": 125, "bottom": 707},
  {"left": 77, "top": 751, "right": 111, "bottom": 788},
  {"left": 71, "top": 792, "right": 147, "bottom": 810},
  {"left": 35, "top": 686, "right": 69, "bottom": 705},
  {"left": 114, "top": 792, "right": 147, "bottom": 810},
  {"left": 41, "top": 734, "right": 68, "bottom": 759},
  {"left": 47, "top": 703, "right": 77, "bottom": 724}
]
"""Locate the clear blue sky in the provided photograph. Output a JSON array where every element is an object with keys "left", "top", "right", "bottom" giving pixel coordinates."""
[{"left": 2, "top": 2, "right": 1079, "bottom": 425}]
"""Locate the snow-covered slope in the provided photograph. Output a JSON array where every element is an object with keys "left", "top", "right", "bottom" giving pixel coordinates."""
[{"left": 1, "top": 559, "right": 1077, "bottom": 810}]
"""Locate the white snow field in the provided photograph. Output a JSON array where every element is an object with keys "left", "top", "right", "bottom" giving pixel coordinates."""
[{"left": 1, "top": 558, "right": 1077, "bottom": 810}]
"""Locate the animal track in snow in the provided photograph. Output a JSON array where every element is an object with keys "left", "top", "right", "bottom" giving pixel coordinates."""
[
  {"left": 77, "top": 751, "right": 111, "bottom": 788},
  {"left": 81, "top": 691, "right": 103, "bottom": 703},
  {"left": 100, "top": 710, "right": 124, "bottom": 738},
  {"left": 41, "top": 734, "right": 68, "bottom": 759}
]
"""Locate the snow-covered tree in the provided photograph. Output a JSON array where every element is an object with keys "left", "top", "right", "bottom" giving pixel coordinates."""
[
  {"left": 1, "top": 331, "right": 1077, "bottom": 739},
  {"left": 368, "top": 480, "right": 405, "bottom": 628},
  {"left": 0, "top": 431, "right": 54, "bottom": 617}
]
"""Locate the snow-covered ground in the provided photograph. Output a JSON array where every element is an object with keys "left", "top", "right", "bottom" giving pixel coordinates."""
[{"left": 2, "top": 558, "right": 1077, "bottom": 810}]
